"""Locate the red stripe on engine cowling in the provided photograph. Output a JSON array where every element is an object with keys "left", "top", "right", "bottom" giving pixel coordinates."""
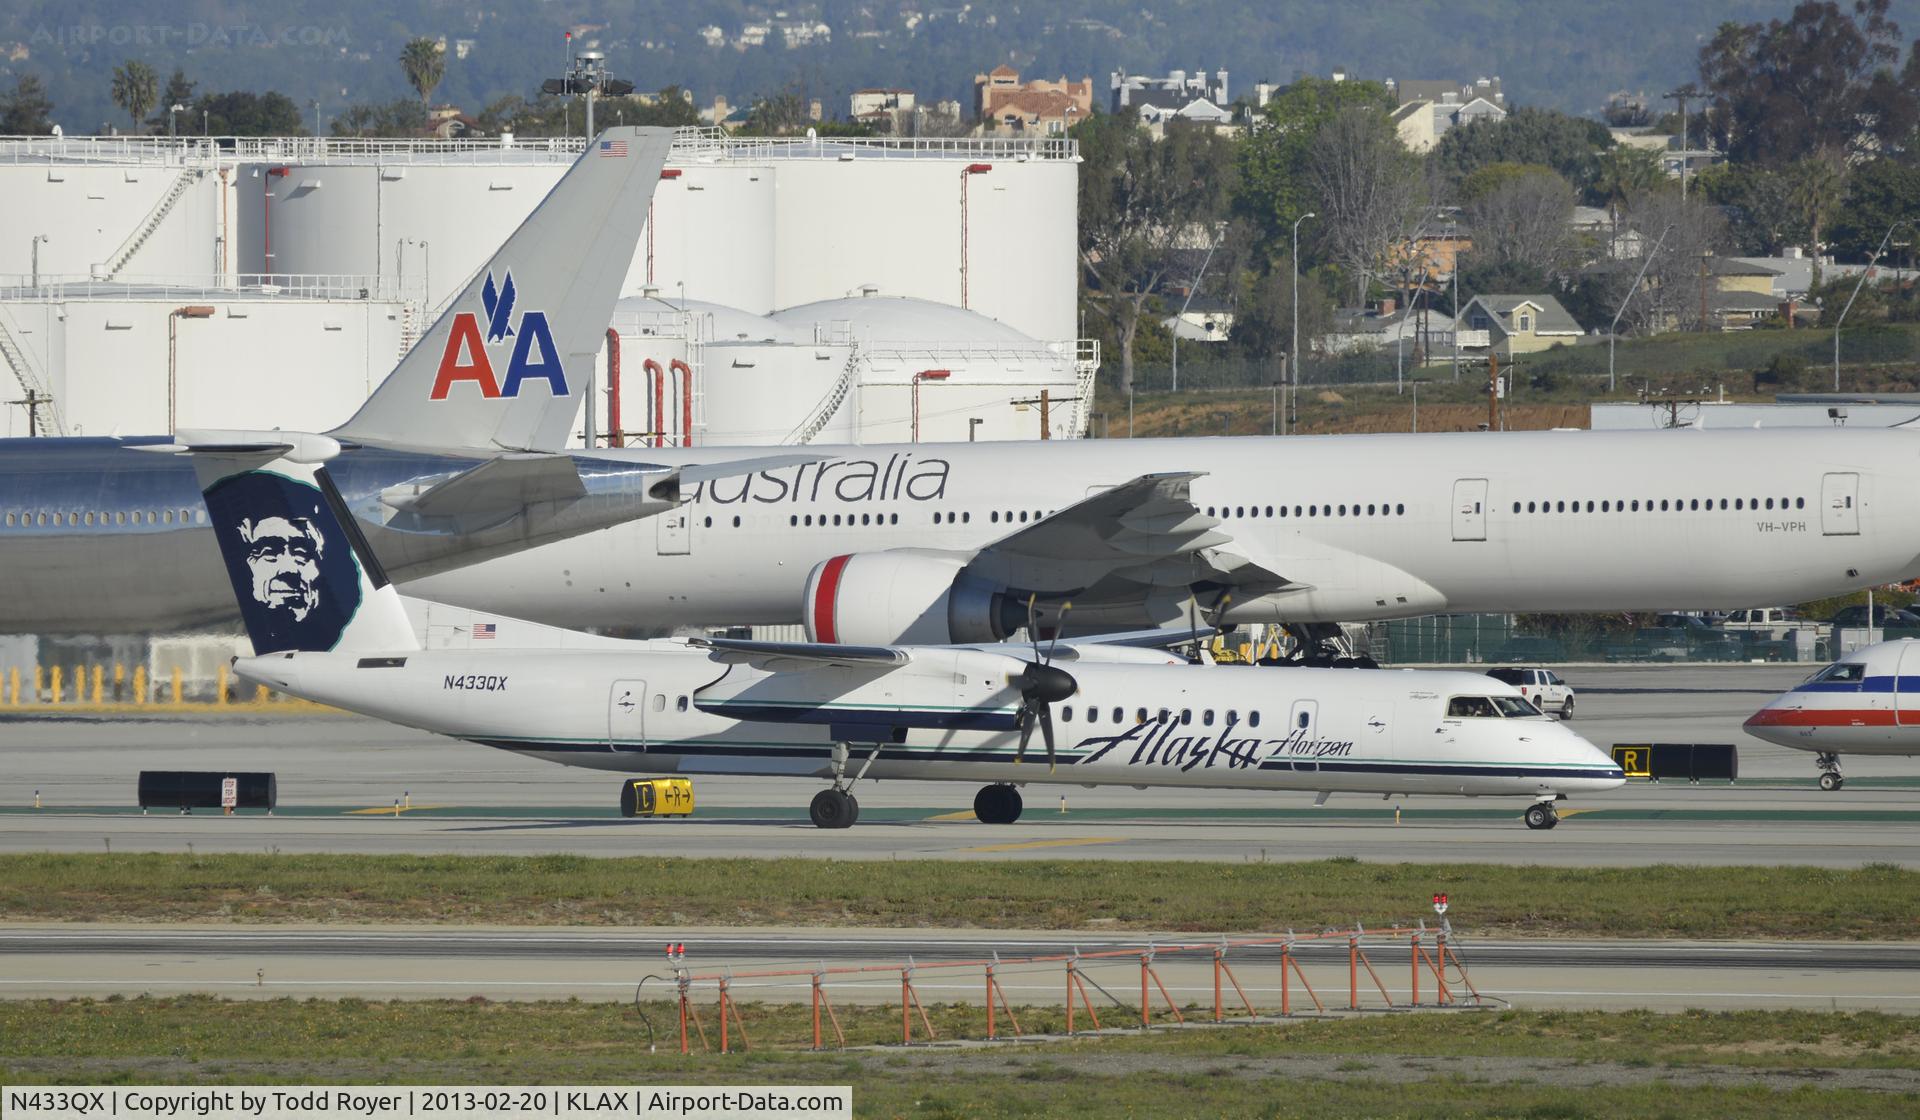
[{"left": 811, "top": 554, "right": 852, "bottom": 644}]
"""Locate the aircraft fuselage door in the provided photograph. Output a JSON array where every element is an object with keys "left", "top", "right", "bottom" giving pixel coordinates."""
[
  {"left": 1821, "top": 473, "right": 1860, "bottom": 536},
  {"left": 609, "top": 679, "right": 647, "bottom": 750},
  {"left": 1898, "top": 647, "right": 1920, "bottom": 727},
  {"left": 1452, "top": 478, "right": 1488, "bottom": 542},
  {"left": 656, "top": 507, "right": 692, "bottom": 555},
  {"left": 1288, "top": 699, "right": 1319, "bottom": 771}
]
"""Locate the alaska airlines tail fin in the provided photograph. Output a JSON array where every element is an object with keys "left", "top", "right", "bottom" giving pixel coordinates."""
[
  {"left": 331, "top": 126, "right": 675, "bottom": 453},
  {"left": 189, "top": 435, "right": 419, "bottom": 655}
]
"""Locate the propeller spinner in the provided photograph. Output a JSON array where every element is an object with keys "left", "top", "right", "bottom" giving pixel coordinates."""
[{"left": 1013, "top": 594, "right": 1077, "bottom": 771}]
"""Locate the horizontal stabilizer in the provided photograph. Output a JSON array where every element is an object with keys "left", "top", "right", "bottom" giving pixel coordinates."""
[{"left": 135, "top": 429, "right": 342, "bottom": 464}]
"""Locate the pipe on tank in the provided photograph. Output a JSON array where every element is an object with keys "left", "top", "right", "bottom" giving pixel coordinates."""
[
  {"left": 671, "top": 358, "right": 692, "bottom": 447},
  {"left": 605, "top": 328, "right": 622, "bottom": 448},
  {"left": 643, "top": 358, "right": 664, "bottom": 448}
]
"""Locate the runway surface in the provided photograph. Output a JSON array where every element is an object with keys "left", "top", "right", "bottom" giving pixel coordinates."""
[
  {"left": 3, "top": 664, "right": 1917, "bottom": 865},
  {"left": 3, "top": 924, "right": 1913, "bottom": 1012}
]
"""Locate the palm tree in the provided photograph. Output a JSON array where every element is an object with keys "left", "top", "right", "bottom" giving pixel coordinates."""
[
  {"left": 109, "top": 60, "right": 158, "bottom": 132},
  {"left": 399, "top": 37, "right": 446, "bottom": 106},
  {"left": 1591, "top": 145, "right": 1663, "bottom": 252}
]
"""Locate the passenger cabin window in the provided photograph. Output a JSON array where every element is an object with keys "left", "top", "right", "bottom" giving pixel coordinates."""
[{"left": 1446, "top": 696, "right": 1500, "bottom": 718}]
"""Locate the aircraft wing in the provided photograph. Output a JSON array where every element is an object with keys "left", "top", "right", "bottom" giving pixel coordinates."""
[
  {"left": 959, "top": 471, "right": 1296, "bottom": 597},
  {"left": 691, "top": 636, "right": 911, "bottom": 672}
]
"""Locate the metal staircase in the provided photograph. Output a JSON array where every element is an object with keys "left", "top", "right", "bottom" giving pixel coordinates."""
[
  {"left": 101, "top": 169, "right": 199, "bottom": 279},
  {"left": 0, "top": 306, "right": 64, "bottom": 435},
  {"left": 1068, "top": 338, "right": 1101, "bottom": 437},
  {"left": 785, "top": 342, "right": 859, "bottom": 445}
]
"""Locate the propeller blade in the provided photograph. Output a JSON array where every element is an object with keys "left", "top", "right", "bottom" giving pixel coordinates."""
[
  {"left": 1025, "top": 593, "right": 1040, "bottom": 661},
  {"left": 1045, "top": 600, "right": 1072, "bottom": 665},
  {"left": 1039, "top": 702, "right": 1057, "bottom": 772},
  {"left": 1015, "top": 704, "right": 1033, "bottom": 764}
]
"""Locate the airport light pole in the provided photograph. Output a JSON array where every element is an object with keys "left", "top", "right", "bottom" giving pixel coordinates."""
[
  {"left": 1608, "top": 222, "right": 1673, "bottom": 392},
  {"left": 542, "top": 46, "right": 633, "bottom": 141},
  {"left": 1171, "top": 226, "right": 1221, "bottom": 393},
  {"left": 1291, "top": 212, "right": 1315, "bottom": 433},
  {"left": 1833, "top": 221, "right": 1909, "bottom": 390}
]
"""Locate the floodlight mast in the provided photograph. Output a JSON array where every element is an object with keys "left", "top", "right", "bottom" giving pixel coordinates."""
[{"left": 541, "top": 42, "right": 635, "bottom": 138}]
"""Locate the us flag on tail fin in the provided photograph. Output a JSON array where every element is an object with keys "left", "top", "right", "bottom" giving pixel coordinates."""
[{"left": 598, "top": 139, "right": 627, "bottom": 157}]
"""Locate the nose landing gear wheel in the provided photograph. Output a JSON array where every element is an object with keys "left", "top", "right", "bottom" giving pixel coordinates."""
[
  {"left": 809, "top": 787, "right": 859, "bottom": 829},
  {"left": 1815, "top": 752, "right": 1844, "bottom": 791},
  {"left": 1523, "top": 803, "right": 1559, "bottom": 830},
  {"left": 973, "top": 783, "right": 1024, "bottom": 824},
  {"left": 1819, "top": 771, "right": 1844, "bottom": 792}
]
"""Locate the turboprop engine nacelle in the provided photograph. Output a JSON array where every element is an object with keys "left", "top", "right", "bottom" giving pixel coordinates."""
[{"left": 802, "top": 551, "right": 1021, "bottom": 644}]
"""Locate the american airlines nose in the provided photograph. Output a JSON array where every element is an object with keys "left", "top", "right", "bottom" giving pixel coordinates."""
[{"left": 1742, "top": 699, "right": 1805, "bottom": 748}]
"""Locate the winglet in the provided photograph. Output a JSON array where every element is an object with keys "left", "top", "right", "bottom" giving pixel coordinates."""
[{"left": 331, "top": 126, "right": 675, "bottom": 453}]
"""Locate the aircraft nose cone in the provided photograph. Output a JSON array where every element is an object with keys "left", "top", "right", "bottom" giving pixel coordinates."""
[{"left": 1742, "top": 705, "right": 1795, "bottom": 746}]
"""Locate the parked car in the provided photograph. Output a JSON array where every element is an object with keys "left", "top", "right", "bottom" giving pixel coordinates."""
[
  {"left": 1606, "top": 628, "right": 1692, "bottom": 662},
  {"left": 1826, "top": 605, "right": 1920, "bottom": 628},
  {"left": 1485, "top": 667, "right": 1576, "bottom": 719},
  {"left": 1720, "top": 608, "right": 1798, "bottom": 635},
  {"left": 1485, "top": 636, "right": 1568, "bottom": 663},
  {"left": 1653, "top": 613, "right": 1716, "bottom": 634}
]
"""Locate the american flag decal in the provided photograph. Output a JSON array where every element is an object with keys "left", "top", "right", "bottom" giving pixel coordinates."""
[
  {"left": 598, "top": 139, "right": 628, "bottom": 158},
  {"left": 473, "top": 623, "right": 496, "bottom": 640}
]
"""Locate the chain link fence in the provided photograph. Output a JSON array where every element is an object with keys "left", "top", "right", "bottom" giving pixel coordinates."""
[{"left": 1372, "top": 613, "right": 1863, "bottom": 664}]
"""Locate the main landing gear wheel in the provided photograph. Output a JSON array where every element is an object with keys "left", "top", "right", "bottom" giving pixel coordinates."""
[
  {"left": 1816, "top": 752, "right": 1844, "bottom": 792},
  {"left": 1523, "top": 802, "right": 1560, "bottom": 831},
  {"left": 809, "top": 788, "right": 859, "bottom": 829},
  {"left": 974, "top": 783, "right": 1024, "bottom": 825}
]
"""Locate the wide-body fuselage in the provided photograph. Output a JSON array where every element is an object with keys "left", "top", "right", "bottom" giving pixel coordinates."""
[
  {"left": 412, "top": 427, "right": 1920, "bottom": 628},
  {"left": 9, "top": 427, "right": 1920, "bottom": 634},
  {"left": 238, "top": 648, "right": 1624, "bottom": 799}
]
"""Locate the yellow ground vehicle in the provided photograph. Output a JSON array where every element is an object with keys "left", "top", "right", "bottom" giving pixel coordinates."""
[{"left": 618, "top": 777, "right": 694, "bottom": 818}]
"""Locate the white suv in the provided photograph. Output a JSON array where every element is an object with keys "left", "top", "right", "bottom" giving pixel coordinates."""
[{"left": 1485, "top": 667, "right": 1575, "bottom": 719}]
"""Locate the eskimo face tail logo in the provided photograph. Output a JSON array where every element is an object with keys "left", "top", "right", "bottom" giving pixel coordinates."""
[
  {"left": 203, "top": 471, "right": 363, "bottom": 654},
  {"left": 429, "top": 268, "right": 568, "bottom": 401}
]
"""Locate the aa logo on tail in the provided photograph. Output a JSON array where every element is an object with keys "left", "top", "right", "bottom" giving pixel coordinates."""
[{"left": 429, "top": 268, "right": 569, "bottom": 401}]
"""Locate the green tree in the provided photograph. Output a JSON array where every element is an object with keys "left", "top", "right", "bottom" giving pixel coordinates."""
[
  {"left": 1432, "top": 107, "right": 1615, "bottom": 192},
  {"left": 1076, "top": 111, "right": 1237, "bottom": 393},
  {"left": 332, "top": 99, "right": 429, "bottom": 137},
  {"left": 1697, "top": 0, "right": 1915, "bottom": 165},
  {"left": 1830, "top": 158, "right": 1920, "bottom": 260},
  {"left": 109, "top": 60, "right": 157, "bottom": 132},
  {"left": 398, "top": 37, "right": 447, "bottom": 106},
  {"left": 739, "top": 91, "right": 811, "bottom": 135},
  {"left": 1307, "top": 105, "right": 1430, "bottom": 302},
  {"left": 1589, "top": 145, "right": 1664, "bottom": 228},
  {"left": 0, "top": 73, "right": 54, "bottom": 134},
  {"left": 146, "top": 69, "right": 197, "bottom": 133},
  {"left": 194, "top": 91, "right": 304, "bottom": 136},
  {"left": 1696, "top": 163, "right": 1803, "bottom": 254},
  {"left": 1233, "top": 76, "right": 1394, "bottom": 261}
]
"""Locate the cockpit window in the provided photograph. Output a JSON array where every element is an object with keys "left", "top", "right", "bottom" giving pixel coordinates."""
[
  {"left": 1446, "top": 696, "right": 1500, "bottom": 718},
  {"left": 1492, "top": 696, "right": 1544, "bottom": 718},
  {"left": 1810, "top": 662, "right": 1867, "bottom": 683}
]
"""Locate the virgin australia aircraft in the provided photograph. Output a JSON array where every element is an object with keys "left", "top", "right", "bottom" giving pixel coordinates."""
[
  {"left": 1744, "top": 638, "right": 1920, "bottom": 789},
  {"left": 404, "top": 426, "right": 1920, "bottom": 651},
  {"left": 0, "top": 126, "right": 805, "bottom": 633},
  {"left": 185, "top": 440, "right": 1624, "bottom": 830}
]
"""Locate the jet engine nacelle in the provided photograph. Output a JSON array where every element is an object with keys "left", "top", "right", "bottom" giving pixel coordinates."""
[{"left": 802, "top": 551, "right": 1016, "bottom": 644}]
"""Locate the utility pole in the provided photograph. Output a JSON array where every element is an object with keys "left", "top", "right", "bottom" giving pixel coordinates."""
[
  {"left": 1011, "top": 389, "right": 1079, "bottom": 439},
  {"left": 1487, "top": 351, "right": 1500, "bottom": 431},
  {"left": 7, "top": 388, "right": 47, "bottom": 437},
  {"left": 1665, "top": 84, "right": 1700, "bottom": 200},
  {"left": 1292, "top": 211, "right": 1316, "bottom": 404}
]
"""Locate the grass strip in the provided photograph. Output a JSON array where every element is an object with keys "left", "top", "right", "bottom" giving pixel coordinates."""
[
  {"left": 3, "top": 1000, "right": 1916, "bottom": 1118},
  {"left": 2, "top": 853, "right": 1918, "bottom": 939}
]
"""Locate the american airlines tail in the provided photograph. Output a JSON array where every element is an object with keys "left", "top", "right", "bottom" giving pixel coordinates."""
[
  {"left": 331, "top": 126, "right": 675, "bottom": 453},
  {"left": 189, "top": 437, "right": 418, "bottom": 656}
]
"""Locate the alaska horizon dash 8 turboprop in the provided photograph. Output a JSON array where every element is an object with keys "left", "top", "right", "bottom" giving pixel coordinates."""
[
  {"left": 185, "top": 441, "right": 1625, "bottom": 830},
  {"left": 1744, "top": 638, "right": 1920, "bottom": 789}
]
